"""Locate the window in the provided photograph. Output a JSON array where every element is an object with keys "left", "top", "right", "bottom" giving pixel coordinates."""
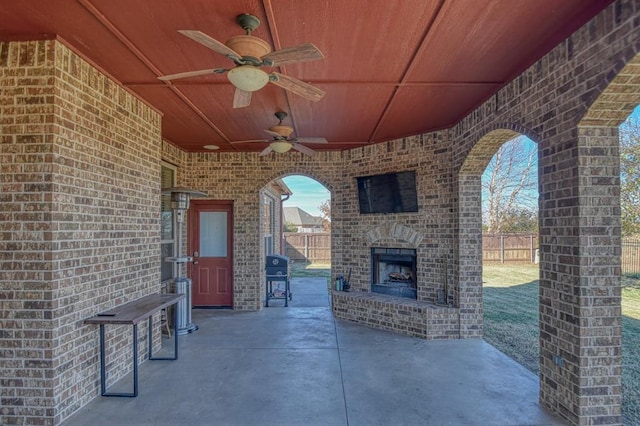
[{"left": 161, "top": 162, "right": 176, "bottom": 282}]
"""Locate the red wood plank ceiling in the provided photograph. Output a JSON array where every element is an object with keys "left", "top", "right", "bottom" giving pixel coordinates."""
[{"left": 0, "top": 0, "right": 613, "bottom": 153}]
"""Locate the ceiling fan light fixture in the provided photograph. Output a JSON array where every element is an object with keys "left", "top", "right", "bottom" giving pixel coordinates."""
[
  {"left": 227, "top": 65, "right": 269, "bottom": 92},
  {"left": 270, "top": 141, "right": 293, "bottom": 153}
]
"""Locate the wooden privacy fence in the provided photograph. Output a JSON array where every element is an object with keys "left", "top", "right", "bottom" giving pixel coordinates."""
[
  {"left": 483, "top": 234, "right": 640, "bottom": 276},
  {"left": 284, "top": 232, "right": 331, "bottom": 263},
  {"left": 483, "top": 234, "right": 539, "bottom": 263},
  {"left": 283, "top": 232, "right": 640, "bottom": 276}
]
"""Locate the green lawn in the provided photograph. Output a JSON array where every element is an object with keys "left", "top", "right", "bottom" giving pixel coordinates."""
[
  {"left": 483, "top": 263, "right": 640, "bottom": 425},
  {"left": 290, "top": 261, "right": 331, "bottom": 282}
]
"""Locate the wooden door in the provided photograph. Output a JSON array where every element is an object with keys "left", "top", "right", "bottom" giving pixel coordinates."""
[{"left": 188, "top": 200, "right": 233, "bottom": 307}]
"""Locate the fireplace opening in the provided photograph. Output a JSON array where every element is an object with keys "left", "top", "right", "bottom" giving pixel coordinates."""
[{"left": 371, "top": 247, "right": 417, "bottom": 299}]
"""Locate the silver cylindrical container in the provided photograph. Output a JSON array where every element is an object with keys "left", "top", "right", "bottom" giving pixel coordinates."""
[{"left": 171, "top": 277, "right": 198, "bottom": 335}]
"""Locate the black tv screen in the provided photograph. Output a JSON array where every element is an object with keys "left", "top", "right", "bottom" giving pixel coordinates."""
[{"left": 357, "top": 171, "right": 418, "bottom": 214}]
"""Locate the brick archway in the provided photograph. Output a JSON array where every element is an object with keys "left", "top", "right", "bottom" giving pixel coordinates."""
[
  {"left": 456, "top": 128, "right": 537, "bottom": 337},
  {"left": 258, "top": 170, "right": 335, "bottom": 195},
  {"left": 580, "top": 55, "right": 640, "bottom": 129},
  {"left": 258, "top": 172, "right": 334, "bottom": 305}
]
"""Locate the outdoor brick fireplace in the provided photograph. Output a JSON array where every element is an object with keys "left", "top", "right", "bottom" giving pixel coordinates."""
[
  {"left": 371, "top": 247, "right": 417, "bottom": 299},
  {"left": 331, "top": 223, "right": 459, "bottom": 340}
]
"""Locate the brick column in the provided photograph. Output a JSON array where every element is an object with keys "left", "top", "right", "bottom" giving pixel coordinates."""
[
  {"left": 457, "top": 174, "right": 483, "bottom": 338},
  {"left": 1, "top": 39, "right": 162, "bottom": 425},
  {"left": 539, "top": 127, "right": 622, "bottom": 425}
]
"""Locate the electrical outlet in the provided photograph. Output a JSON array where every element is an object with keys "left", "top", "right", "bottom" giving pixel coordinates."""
[{"left": 552, "top": 355, "right": 564, "bottom": 367}]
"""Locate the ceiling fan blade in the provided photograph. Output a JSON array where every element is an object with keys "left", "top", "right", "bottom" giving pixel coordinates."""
[
  {"left": 233, "top": 88, "right": 252, "bottom": 108},
  {"left": 264, "top": 129, "right": 281, "bottom": 138},
  {"left": 230, "top": 139, "right": 269, "bottom": 144},
  {"left": 269, "top": 72, "right": 325, "bottom": 102},
  {"left": 158, "top": 68, "right": 226, "bottom": 81},
  {"left": 261, "top": 43, "right": 324, "bottom": 66},
  {"left": 291, "top": 143, "right": 316, "bottom": 156},
  {"left": 259, "top": 146, "right": 273, "bottom": 156},
  {"left": 294, "top": 137, "right": 328, "bottom": 144},
  {"left": 178, "top": 30, "right": 241, "bottom": 60}
]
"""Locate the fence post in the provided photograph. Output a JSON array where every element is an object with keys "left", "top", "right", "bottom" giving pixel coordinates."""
[
  {"left": 304, "top": 234, "right": 309, "bottom": 262},
  {"left": 530, "top": 234, "right": 534, "bottom": 264},
  {"left": 500, "top": 235, "right": 505, "bottom": 263}
]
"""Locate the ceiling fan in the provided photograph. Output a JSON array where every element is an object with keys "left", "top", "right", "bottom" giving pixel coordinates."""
[
  {"left": 159, "top": 13, "right": 325, "bottom": 108},
  {"left": 232, "top": 111, "right": 328, "bottom": 156}
]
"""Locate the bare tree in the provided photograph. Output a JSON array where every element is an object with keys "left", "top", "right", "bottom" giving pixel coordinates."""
[
  {"left": 483, "top": 136, "right": 538, "bottom": 233},
  {"left": 318, "top": 200, "right": 331, "bottom": 232},
  {"left": 619, "top": 116, "right": 640, "bottom": 236}
]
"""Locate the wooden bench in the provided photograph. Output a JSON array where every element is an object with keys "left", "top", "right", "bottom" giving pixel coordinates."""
[{"left": 84, "top": 293, "right": 184, "bottom": 397}]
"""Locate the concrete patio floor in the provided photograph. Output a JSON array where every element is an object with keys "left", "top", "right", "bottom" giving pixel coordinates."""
[{"left": 62, "top": 277, "right": 564, "bottom": 426}]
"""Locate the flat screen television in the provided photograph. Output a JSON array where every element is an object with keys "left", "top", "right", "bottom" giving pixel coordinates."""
[{"left": 357, "top": 170, "right": 418, "bottom": 214}]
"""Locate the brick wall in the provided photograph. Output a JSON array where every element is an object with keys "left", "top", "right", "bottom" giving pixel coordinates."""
[
  {"left": 175, "top": 151, "right": 343, "bottom": 310},
  {"left": 172, "top": 131, "right": 457, "bottom": 313},
  {"left": 169, "top": 132, "right": 461, "bottom": 341},
  {"left": 446, "top": 3, "right": 639, "bottom": 423},
  {"left": 1, "top": 40, "right": 162, "bottom": 425}
]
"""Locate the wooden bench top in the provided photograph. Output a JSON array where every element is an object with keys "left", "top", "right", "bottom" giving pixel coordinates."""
[{"left": 84, "top": 293, "right": 184, "bottom": 325}]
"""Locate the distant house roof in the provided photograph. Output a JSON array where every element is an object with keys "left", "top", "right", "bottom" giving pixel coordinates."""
[{"left": 283, "top": 207, "right": 323, "bottom": 227}]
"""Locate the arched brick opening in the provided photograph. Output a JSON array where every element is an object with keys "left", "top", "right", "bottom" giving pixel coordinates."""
[
  {"left": 457, "top": 127, "right": 538, "bottom": 337},
  {"left": 257, "top": 171, "right": 334, "bottom": 307},
  {"left": 446, "top": 14, "right": 640, "bottom": 418},
  {"left": 258, "top": 170, "right": 335, "bottom": 196}
]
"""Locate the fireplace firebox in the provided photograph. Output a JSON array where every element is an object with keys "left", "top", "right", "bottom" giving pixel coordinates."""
[{"left": 371, "top": 247, "right": 417, "bottom": 299}]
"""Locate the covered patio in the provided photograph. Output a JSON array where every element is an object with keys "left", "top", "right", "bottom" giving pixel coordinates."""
[
  {"left": 2, "top": 1, "right": 638, "bottom": 425},
  {"left": 61, "top": 278, "right": 562, "bottom": 426}
]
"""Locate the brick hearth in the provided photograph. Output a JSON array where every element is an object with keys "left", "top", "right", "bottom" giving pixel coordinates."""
[{"left": 332, "top": 291, "right": 459, "bottom": 339}]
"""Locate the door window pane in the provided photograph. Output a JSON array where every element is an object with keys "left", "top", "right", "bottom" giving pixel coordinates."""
[{"left": 200, "top": 211, "right": 227, "bottom": 257}]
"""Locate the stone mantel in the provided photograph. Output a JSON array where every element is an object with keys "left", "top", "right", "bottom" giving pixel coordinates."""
[{"left": 365, "top": 222, "right": 424, "bottom": 247}]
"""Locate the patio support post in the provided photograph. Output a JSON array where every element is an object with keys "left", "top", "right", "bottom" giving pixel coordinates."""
[{"left": 538, "top": 126, "right": 622, "bottom": 425}]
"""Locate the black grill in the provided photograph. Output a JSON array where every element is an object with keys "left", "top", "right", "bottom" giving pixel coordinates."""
[
  {"left": 266, "top": 254, "right": 289, "bottom": 277},
  {"left": 265, "top": 254, "right": 291, "bottom": 307}
]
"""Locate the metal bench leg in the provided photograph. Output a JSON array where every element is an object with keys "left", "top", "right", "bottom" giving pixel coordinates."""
[
  {"left": 133, "top": 324, "right": 138, "bottom": 397},
  {"left": 99, "top": 324, "right": 106, "bottom": 396},
  {"left": 149, "top": 310, "right": 179, "bottom": 361},
  {"left": 100, "top": 324, "right": 138, "bottom": 397}
]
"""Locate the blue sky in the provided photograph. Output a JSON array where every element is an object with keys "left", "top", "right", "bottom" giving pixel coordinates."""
[
  {"left": 481, "top": 135, "right": 538, "bottom": 211},
  {"left": 282, "top": 175, "right": 329, "bottom": 217}
]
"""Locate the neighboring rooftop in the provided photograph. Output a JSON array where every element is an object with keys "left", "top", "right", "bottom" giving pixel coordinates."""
[{"left": 284, "top": 207, "right": 323, "bottom": 227}]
